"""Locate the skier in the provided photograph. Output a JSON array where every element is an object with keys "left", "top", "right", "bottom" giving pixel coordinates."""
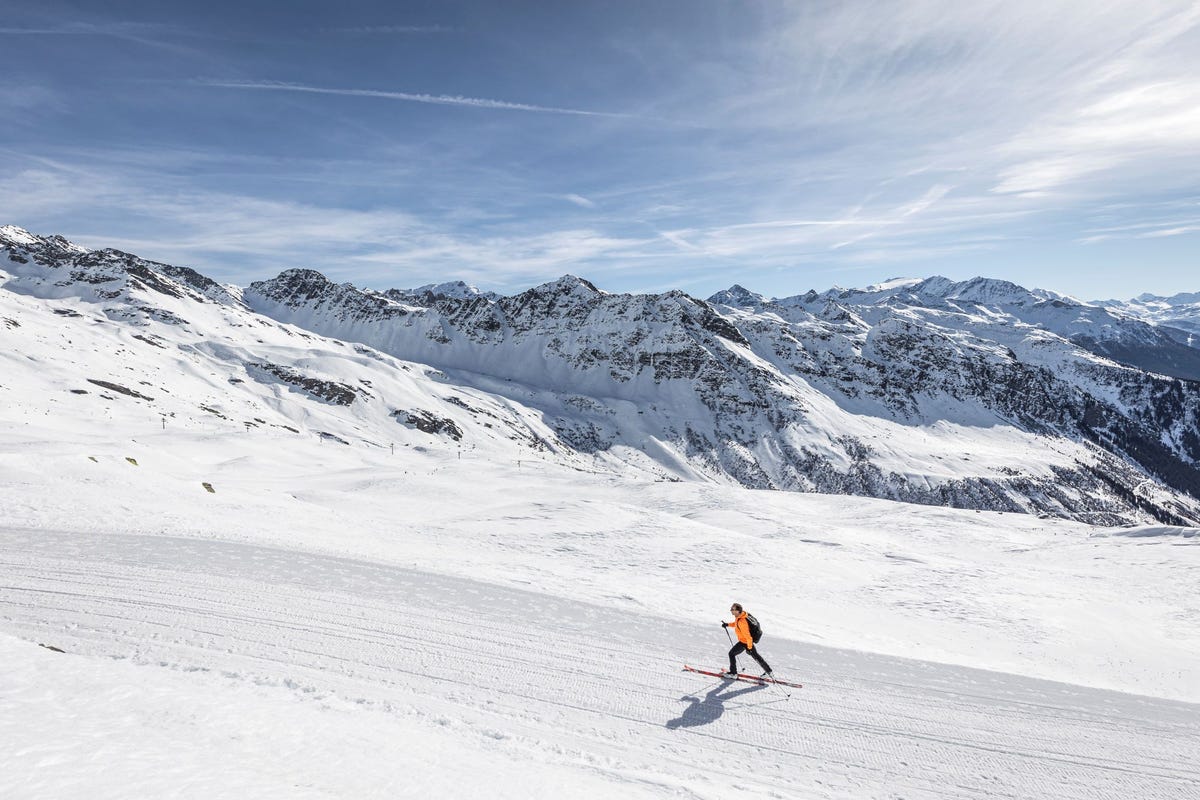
[{"left": 722, "top": 602, "right": 772, "bottom": 677}]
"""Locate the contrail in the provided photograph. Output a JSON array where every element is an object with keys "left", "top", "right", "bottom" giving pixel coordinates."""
[{"left": 200, "top": 79, "right": 631, "bottom": 118}]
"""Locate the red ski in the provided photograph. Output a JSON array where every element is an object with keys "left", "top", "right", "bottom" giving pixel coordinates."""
[
  {"left": 738, "top": 671, "right": 803, "bottom": 689},
  {"left": 683, "top": 665, "right": 802, "bottom": 689}
]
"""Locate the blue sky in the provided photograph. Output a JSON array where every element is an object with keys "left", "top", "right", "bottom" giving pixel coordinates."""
[{"left": 2, "top": 0, "right": 1199, "bottom": 300}]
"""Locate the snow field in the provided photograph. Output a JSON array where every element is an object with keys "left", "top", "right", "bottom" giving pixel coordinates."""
[
  {"left": 1, "top": 420, "right": 1197, "bottom": 702},
  {"left": 2, "top": 527, "right": 1198, "bottom": 799},
  {"left": 0, "top": 633, "right": 657, "bottom": 800}
]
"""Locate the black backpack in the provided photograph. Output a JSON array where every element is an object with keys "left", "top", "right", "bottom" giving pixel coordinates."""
[{"left": 745, "top": 613, "right": 763, "bottom": 643}]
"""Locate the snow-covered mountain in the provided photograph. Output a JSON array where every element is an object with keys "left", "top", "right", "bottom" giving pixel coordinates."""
[
  {"left": 761, "top": 275, "right": 1200, "bottom": 381},
  {"left": 4, "top": 225, "right": 1199, "bottom": 526},
  {"left": 1096, "top": 291, "right": 1200, "bottom": 346}
]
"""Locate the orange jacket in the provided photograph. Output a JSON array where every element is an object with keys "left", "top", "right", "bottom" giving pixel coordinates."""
[{"left": 729, "top": 611, "right": 754, "bottom": 649}]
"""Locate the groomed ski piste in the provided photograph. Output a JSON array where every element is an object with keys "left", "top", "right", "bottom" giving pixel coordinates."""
[{"left": 3, "top": 419, "right": 1199, "bottom": 799}]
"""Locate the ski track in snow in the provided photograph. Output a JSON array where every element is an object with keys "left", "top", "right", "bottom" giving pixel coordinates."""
[{"left": 2, "top": 527, "right": 1197, "bottom": 799}]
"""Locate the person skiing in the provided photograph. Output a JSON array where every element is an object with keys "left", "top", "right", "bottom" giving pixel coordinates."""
[{"left": 721, "top": 602, "right": 772, "bottom": 677}]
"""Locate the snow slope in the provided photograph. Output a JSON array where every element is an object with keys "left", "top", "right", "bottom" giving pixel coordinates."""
[
  {"left": 2, "top": 414, "right": 1199, "bottom": 798},
  {"left": 4, "top": 521, "right": 1198, "bottom": 800}
]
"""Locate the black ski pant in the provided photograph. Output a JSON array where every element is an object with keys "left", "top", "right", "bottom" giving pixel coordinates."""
[{"left": 728, "top": 642, "right": 771, "bottom": 674}]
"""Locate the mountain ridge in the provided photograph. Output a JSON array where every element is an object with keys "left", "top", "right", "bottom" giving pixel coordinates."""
[{"left": 4, "top": 224, "right": 1199, "bottom": 525}]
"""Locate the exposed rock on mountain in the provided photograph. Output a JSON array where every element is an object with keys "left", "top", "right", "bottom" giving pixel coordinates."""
[
  {"left": 4, "top": 225, "right": 1199, "bottom": 525},
  {"left": 393, "top": 409, "right": 464, "bottom": 441},
  {"left": 246, "top": 362, "right": 360, "bottom": 406},
  {"left": 0, "top": 225, "right": 243, "bottom": 311}
]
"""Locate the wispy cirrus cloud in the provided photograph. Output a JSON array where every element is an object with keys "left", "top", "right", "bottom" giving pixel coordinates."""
[
  {"left": 1080, "top": 217, "right": 1200, "bottom": 244},
  {"left": 323, "top": 25, "right": 454, "bottom": 35},
  {"left": 994, "top": 79, "right": 1200, "bottom": 196},
  {"left": 1140, "top": 224, "right": 1200, "bottom": 238},
  {"left": 561, "top": 194, "right": 596, "bottom": 208},
  {"left": 619, "top": 0, "right": 1200, "bottom": 290},
  {"left": 198, "top": 79, "right": 633, "bottom": 119},
  {"left": 0, "top": 20, "right": 216, "bottom": 60},
  {"left": 0, "top": 154, "right": 665, "bottom": 291},
  {"left": 654, "top": 182, "right": 1042, "bottom": 267},
  {"left": 0, "top": 22, "right": 161, "bottom": 35},
  {"left": 0, "top": 84, "right": 61, "bottom": 112}
]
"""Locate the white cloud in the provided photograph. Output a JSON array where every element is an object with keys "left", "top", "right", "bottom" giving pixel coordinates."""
[
  {"left": 561, "top": 194, "right": 596, "bottom": 208},
  {"left": 992, "top": 155, "right": 1113, "bottom": 196},
  {"left": 1140, "top": 224, "right": 1200, "bottom": 238}
]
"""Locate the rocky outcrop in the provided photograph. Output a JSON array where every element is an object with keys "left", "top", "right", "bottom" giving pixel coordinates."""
[
  {"left": 246, "top": 362, "right": 360, "bottom": 406},
  {"left": 392, "top": 409, "right": 464, "bottom": 441}
]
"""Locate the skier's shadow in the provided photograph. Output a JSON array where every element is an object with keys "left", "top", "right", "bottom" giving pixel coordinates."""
[{"left": 665, "top": 680, "right": 766, "bottom": 729}]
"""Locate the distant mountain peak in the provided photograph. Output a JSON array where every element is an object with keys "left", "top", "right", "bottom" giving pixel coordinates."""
[
  {"left": 261, "top": 268, "right": 340, "bottom": 298},
  {"left": 275, "top": 267, "right": 331, "bottom": 282},
  {"left": 863, "top": 277, "right": 922, "bottom": 293},
  {"left": 1, "top": 225, "right": 89, "bottom": 257},
  {"left": 532, "top": 274, "right": 603, "bottom": 296},
  {"left": 0, "top": 225, "right": 41, "bottom": 246},
  {"left": 707, "top": 284, "right": 768, "bottom": 307},
  {"left": 912, "top": 276, "right": 1038, "bottom": 304},
  {"left": 410, "top": 280, "right": 486, "bottom": 299}
]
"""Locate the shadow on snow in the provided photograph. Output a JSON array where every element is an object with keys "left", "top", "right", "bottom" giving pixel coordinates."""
[{"left": 665, "top": 679, "right": 768, "bottom": 729}]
